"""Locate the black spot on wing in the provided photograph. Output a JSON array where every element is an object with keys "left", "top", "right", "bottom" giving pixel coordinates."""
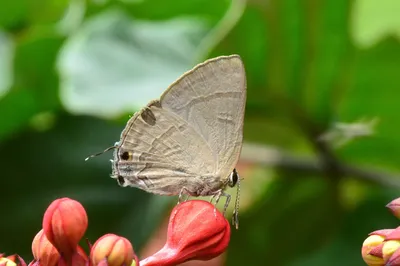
[
  {"left": 141, "top": 108, "right": 156, "bottom": 126},
  {"left": 117, "top": 175, "right": 125, "bottom": 186},
  {"left": 121, "top": 151, "right": 130, "bottom": 160}
]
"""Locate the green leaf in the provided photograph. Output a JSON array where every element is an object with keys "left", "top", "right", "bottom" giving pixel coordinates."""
[
  {"left": 338, "top": 39, "right": 400, "bottom": 168},
  {"left": 14, "top": 32, "right": 64, "bottom": 110},
  {"left": 0, "top": 90, "right": 38, "bottom": 140},
  {"left": 290, "top": 184, "right": 400, "bottom": 266},
  {"left": 0, "top": 31, "right": 14, "bottom": 99},
  {"left": 351, "top": 0, "right": 400, "bottom": 49},
  {"left": 0, "top": 31, "right": 64, "bottom": 141},
  {"left": 86, "top": 0, "right": 229, "bottom": 22},
  {"left": 0, "top": 0, "right": 70, "bottom": 29},
  {"left": 57, "top": 9, "right": 209, "bottom": 118},
  {"left": 0, "top": 1, "right": 28, "bottom": 29}
]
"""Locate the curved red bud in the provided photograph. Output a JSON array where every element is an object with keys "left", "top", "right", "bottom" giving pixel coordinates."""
[
  {"left": 42, "top": 198, "right": 88, "bottom": 261},
  {"left": 140, "top": 200, "right": 230, "bottom": 266}
]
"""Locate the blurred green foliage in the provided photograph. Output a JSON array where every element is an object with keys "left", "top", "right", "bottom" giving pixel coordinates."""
[{"left": 1, "top": 0, "right": 400, "bottom": 265}]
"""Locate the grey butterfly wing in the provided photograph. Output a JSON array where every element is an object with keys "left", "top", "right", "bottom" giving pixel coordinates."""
[
  {"left": 112, "top": 55, "right": 246, "bottom": 196},
  {"left": 112, "top": 100, "right": 218, "bottom": 195},
  {"left": 160, "top": 55, "right": 246, "bottom": 181}
]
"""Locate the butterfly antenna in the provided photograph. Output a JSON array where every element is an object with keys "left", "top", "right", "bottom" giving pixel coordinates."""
[
  {"left": 85, "top": 145, "right": 117, "bottom": 161},
  {"left": 233, "top": 169, "right": 241, "bottom": 229}
]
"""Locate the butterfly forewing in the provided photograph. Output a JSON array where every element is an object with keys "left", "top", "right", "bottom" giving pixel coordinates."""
[{"left": 112, "top": 100, "right": 216, "bottom": 195}]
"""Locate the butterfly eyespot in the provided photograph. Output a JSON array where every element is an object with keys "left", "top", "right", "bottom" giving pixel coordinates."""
[
  {"left": 117, "top": 175, "right": 125, "bottom": 186},
  {"left": 120, "top": 151, "right": 132, "bottom": 161}
]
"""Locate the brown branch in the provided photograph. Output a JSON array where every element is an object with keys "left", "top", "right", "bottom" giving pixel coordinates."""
[{"left": 240, "top": 143, "right": 400, "bottom": 189}]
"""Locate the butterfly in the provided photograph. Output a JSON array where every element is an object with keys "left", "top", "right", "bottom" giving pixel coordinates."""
[{"left": 87, "top": 55, "right": 246, "bottom": 229}]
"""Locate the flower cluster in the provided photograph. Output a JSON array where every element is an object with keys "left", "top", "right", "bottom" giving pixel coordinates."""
[
  {"left": 1, "top": 198, "right": 230, "bottom": 266},
  {"left": 362, "top": 197, "right": 400, "bottom": 265}
]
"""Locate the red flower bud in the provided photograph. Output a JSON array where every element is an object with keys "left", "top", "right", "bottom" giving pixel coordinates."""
[
  {"left": 42, "top": 198, "right": 88, "bottom": 261},
  {"left": 140, "top": 200, "right": 230, "bottom": 266},
  {"left": 387, "top": 198, "right": 400, "bottom": 219},
  {"left": 32, "top": 229, "right": 60, "bottom": 266},
  {"left": 90, "top": 234, "right": 137, "bottom": 266}
]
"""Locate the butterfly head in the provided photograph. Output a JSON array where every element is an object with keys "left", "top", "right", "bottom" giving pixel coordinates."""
[
  {"left": 228, "top": 168, "right": 239, "bottom": 188},
  {"left": 110, "top": 146, "right": 131, "bottom": 187}
]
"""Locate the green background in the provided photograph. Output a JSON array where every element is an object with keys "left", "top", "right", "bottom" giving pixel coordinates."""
[{"left": 1, "top": 0, "right": 400, "bottom": 265}]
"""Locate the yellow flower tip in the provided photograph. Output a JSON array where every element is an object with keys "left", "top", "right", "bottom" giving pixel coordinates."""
[
  {"left": 363, "top": 235, "right": 385, "bottom": 247},
  {"left": 362, "top": 235, "right": 385, "bottom": 265},
  {"left": 0, "top": 258, "right": 17, "bottom": 266},
  {"left": 386, "top": 246, "right": 400, "bottom": 266},
  {"left": 383, "top": 240, "right": 400, "bottom": 262}
]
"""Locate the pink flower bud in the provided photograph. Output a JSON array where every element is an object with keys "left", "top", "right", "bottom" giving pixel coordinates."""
[
  {"left": 140, "top": 200, "right": 230, "bottom": 266},
  {"left": 42, "top": 198, "right": 88, "bottom": 262},
  {"left": 90, "top": 234, "right": 137, "bottom": 266},
  {"left": 32, "top": 229, "right": 60, "bottom": 266},
  {"left": 387, "top": 198, "right": 400, "bottom": 219}
]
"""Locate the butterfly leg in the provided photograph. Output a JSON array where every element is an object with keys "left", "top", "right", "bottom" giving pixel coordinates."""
[
  {"left": 211, "top": 190, "right": 231, "bottom": 217},
  {"left": 184, "top": 195, "right": 191, "bottom": 201},
  {"left": 232, "top": 209, "right": 239, "bottom": 229},
  {"left": 217, "top": 192, "right": 231, "bottom": 216},
  {"left": 178, "top": 187, "right": 191, "bottom": 204},
  {"left": 209, "top": 194, "right": 217, "bottom": 204}
]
